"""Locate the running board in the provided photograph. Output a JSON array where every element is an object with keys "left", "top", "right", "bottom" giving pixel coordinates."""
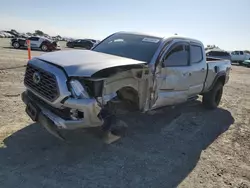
[{"left": 187, "top": 95, "right": 199, "bottom": 101}]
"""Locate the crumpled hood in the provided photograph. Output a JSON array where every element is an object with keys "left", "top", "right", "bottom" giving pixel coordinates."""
[{"left": 36, "top": 50, "right": 146, "bottom": 77}]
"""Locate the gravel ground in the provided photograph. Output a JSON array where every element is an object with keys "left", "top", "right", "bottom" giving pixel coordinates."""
[{"left": 0, "top": 38, "right": 249, "bottom": 188}]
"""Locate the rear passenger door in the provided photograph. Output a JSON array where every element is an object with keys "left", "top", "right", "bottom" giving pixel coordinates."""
[
  {"left": 28, "top": 37, "right": 40, "bottom": 48},
  {"left": 80, "top": 40, "right": 93, "bottom": 49},
  {"left": 74, "top": 40, "right": 81, "bottom": 47},
  {"left": 239, "top": 51, "right": 245, "bottom": 61},
  {"left": 188, "top": 43, "right": 207, "bottom": 96},
  {"left": 80, "top": 40, "right": 88, "bottom": 48}
]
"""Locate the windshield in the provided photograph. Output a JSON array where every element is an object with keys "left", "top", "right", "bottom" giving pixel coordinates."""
[{"left": 92, "top": 33, "right": 162, "bottom": 63}]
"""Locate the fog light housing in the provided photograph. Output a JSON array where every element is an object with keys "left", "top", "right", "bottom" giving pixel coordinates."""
[{"left": 70, "top": 109, "right": 84, "bottom": 120}]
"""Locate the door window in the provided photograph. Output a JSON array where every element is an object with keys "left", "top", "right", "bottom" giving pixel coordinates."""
[
  {"left": 232, "top": 51, "right": 240, "bottom": 55},
  {"left": 28, "top": 37, "right": 39, "bottom": 41},
  {"left": 190, "top": 45, "right": 203, "bottom": 63},
  {"left": 163, "top": 44, "right": 189, "bottom": 67},
  {"left": 239, "top": 51, "right": 244, "bottom": 55},
  {"left": 80, "top": 40, "right": 88, "bottom": 44}
]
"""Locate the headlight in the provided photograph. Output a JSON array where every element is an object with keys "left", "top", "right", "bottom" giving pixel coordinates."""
[{"left": 69, "top": 80, "right": 89, "bottom": 98}]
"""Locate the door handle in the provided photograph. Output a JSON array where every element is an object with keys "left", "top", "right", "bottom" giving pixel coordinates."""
[
  {"left": 201, "top": 68, "right": 205, "bottom": 72},
  {"left": 183, "top": 72, "right": 192, "bottom": 76}
]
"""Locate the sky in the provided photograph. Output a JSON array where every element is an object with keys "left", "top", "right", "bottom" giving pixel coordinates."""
[{"left": 0, "top": 0, "right": 249, "bottom": 50}]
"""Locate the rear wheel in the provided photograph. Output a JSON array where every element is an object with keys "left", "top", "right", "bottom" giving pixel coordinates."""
[
  {"left": 13, "top": 42, "right": 20, "bottom": 49},
  {"left": 202, "top": 82, "right": 223, "bottom": 109},
  {"left": 41, "top": 44, "right": 48, "bottom": 51}
]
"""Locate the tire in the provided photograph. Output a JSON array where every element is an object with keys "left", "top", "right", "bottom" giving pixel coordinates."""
[
  {"left": 239, "top": 62, "right": 243, "bottom": 66},
  {"left": 13, "top": 42, "right": 20, "bottom": 49},
  {"left": 41, "top": 44, "right": 48, "bottom": 51},
  {"left": 202, "top": 82, "right": 223, "bottom": 110}
]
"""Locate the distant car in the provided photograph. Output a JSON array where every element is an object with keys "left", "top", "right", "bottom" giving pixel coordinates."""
[
  {"left": 230, "top": 51, "right": 250, "bottom": 65},
  {"left": 206, "top": 49, "right": 231, "bottom": 61},
  {"left": 5, "top": 31, "right": 20, "bottom": 38},
  {"left": 66, "top": 39, "right": 97, "bottom": 49},
  {"left": 242, "top": 60, "right": 250, "bottom": 67},
  {"left": 11, "top": 36, "right": 61, "bottom": 51},
  {"left": 0, "top": 31, "right": 13, "bottom": 38}
]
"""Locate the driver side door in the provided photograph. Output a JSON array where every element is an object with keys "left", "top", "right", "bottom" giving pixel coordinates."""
[{"left": 151, "top": 41, "right": 192, "bottom": 109}]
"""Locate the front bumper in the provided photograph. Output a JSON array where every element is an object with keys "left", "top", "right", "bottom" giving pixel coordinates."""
[{"left": 22, "top": 91, "right": 103, "bottom": 130}]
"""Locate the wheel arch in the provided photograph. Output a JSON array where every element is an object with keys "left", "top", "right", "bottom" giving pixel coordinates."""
[
  {"left": 39, "top": 40, "right": 50, "bottom": 48},
  {"left": 103, "top": 77, "right": 140, "bottom": 110},
  {"left": 116, "top": 86, "right": 139, "bottom": 105},
  {"left": 208, "top": 72, "right": 226, "bottom": 91}
]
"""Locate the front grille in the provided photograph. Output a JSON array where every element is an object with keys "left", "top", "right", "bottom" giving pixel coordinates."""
[{"left": 24, "top": 64, "right": 59, "bottom": 101}]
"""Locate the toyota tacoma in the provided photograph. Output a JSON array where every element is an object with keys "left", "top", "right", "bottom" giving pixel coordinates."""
[{"left": 21, "top": 32, "right": 231, "bottom": 143}]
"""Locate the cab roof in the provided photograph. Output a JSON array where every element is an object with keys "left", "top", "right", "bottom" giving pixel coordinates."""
[{"left": 116, "top": 31, "right": 203, "bottom": 45}]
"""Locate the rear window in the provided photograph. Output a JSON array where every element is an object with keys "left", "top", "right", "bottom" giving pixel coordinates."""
[{"left": 207, "top": 51, "right": 229, "bottom": 57}]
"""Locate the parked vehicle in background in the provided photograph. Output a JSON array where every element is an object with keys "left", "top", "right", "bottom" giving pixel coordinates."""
[
  {"left": 230, "top": 51, "right": 250, "bottom": 65},
  {"left": 5, "top": 31, "right": 19, "bottom": 38},
  {"left": 206, "top": 49, "right": 231, "bottom": 61},
  {"left": 242, "top": 60, "right": 250, "bottom": 67},
  {"left": 21, "top": 32, "right": 231, "bottom": 142},
  {"left": 66, "top": 39, "right": 98, "bottom": 49},
  {"left": 0, "top": 31, "right": 14, "bottom": 38},
  {"left": 11, "top": 36, "right": 61, "bottom": 51}
]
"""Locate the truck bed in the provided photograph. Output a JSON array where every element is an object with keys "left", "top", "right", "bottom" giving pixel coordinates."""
[
  {"left": 206, "top": 57, "right": 230, "bottom": 62},
  {"left": 203, "top": 58, "right": 231, "bottom": 92}
]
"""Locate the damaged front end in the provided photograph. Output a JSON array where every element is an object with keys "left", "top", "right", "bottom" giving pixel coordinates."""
[{"left": 22, "top": 57, "right": 150, "bottom": 140}]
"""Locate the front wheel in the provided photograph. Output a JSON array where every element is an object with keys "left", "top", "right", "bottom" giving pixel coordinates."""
[
  {"left": 202, "top": 82, "right": 223, "bottom": 109},
  {"left": 13, "top": 42, "right": 20, "bottom": 49}
]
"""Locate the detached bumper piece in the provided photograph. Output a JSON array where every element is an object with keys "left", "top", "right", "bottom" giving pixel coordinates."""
[{"left": 38, "top": 113, "right": 65, "bottom": 140}]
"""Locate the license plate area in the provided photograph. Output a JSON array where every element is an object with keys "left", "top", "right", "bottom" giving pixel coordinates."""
[{"left": 26, "top": 102, "right": 40, "bottom": 121}]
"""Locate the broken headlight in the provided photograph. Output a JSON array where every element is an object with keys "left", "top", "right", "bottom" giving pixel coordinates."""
[{"left": 69, "top": 79, "right": 89, "bottom": 99}]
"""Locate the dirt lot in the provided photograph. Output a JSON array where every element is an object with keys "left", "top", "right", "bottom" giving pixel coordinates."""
[{"left": 0, "top": 38, "right": 249, "bottom": 188}]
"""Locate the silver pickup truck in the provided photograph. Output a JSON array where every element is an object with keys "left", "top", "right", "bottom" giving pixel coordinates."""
[{"left": 21, "top": 32, "right": 231, "bottom": 141}]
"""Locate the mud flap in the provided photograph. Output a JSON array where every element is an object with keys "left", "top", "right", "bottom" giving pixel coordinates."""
[
  {"left": 38, "top": 113, "right": 65, "bottom": 141},
  {"left": 103, "top": 132, "right": 121, "bottom": 144}
]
